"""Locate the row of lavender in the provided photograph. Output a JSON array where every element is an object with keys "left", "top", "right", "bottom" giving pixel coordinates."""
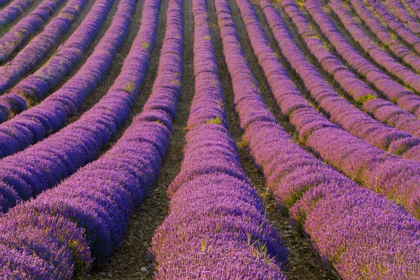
[
  {"left": 369, "top": 0, "right": 420, "bottom": 54},
  {"left": 0, "top": 0, "right": 133, "bottom": 158},
  {"left": 221, "top": 0, "right": 420, "bottom": 278},
  {"left": 305, "top": 0, "right": 420, "bottom": 119},
  {"left": 260, "top": 0, "right": 420, "bottom": 224},
  {"left": 346, "top": 0, "right": 420, "bottom": 79},
  {"left": 324, "top": 0, "right": 420, "bottom": 150},
  {"left": 302, "top": 1, "right": 420, "bottom": 156},
  {"left": 327, "top": 0, "right": 420, "bottom": 99},
  {"left": 266, "top": 0, "right": 420, "bottom": 159},
  {"left": 325, "top": 0, "right": 420, "bottom": 97},
  {"left": 279, "top": 0, "right": 420, "bottom": 161},
  {"left": 383, "top": 0, "right": 420, "bottom": 34},
  {"left": 0, "top": 0, "right": 66, "bottom": 61},
  {"left": 151, "top": 0, "right": 287, "bottom": 278},
  {"left": 0, "top": 0, "right": 36, "bottom": 27},
  {"left": 0, "top": 0, "right": 185, "bottom": 276},
  {"left": 0, "top": 0, "right": 115, "bottom": 121},
  {"left": 288, "top": 0, "right": 420, "bottom": 143},
  {"left": 402, "top": 0, "right": 420, "bottom": 20},
  {"left": 0, "top": 0, "right": 88, "bottom": 94},
  {"left": 0, "top": 0, "right": 157, "bottom": 213}
]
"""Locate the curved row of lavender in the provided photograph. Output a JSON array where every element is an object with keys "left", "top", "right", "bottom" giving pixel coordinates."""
[
  {"left": 0, "top": 0, "right": 66, "bottom": 60},
  {"left": 280, "top": 1, "right": 420, "bottom": 159},
  {"left": 0, "top": 0, "right": 183, "bottom": 279},
  {"left": 286, "top": 0, "right": 420, "bottom": 137},
  {"left": 268, "top": 0, "right": 420, "bottom": 158},
  {"left": 348, "top": 0, "right": 420, "bottom": 74},
  {"left": 0, "top": 0, "right": 88, "bottom": 94},
  {"left": 0, "top": 0, "right": 159, "bottom": 213},
  {"left": 0, "top": 0, "right": 115, "bottom": 121},
  {"left": 222, "top": 0, "right": 420, "bottom": 278},
  {"left": 304, "top": 0, "right": 420, "bottom": 118},
  {"left": 382, "top": 0, "right": 420, "bottom": 34},
  {"left": 328, "top": 0, "right": 420, "bottom": 137},
  {"left": 402, "top": 0, "right": 420, "bottom": 20},
  {"left": 259, "top": 0, "right": 420, "bottom": 221},
  {"left": 0, "top": 0, "right": 185, "bottom": 276},
  {"left": 0, "top": 0, "right": 134, "bottom": 159},
  {"left": 0, "top": 0, "right": 36, "bottom": 27},
  {"left": 368, "top": 0, "right": 420, "bottom": 53},
  {"left": 328, "top": 0, "right": 420, "bottom": 93},
  {"left": 319, "top": 0, "right": 420, "bottom": 96},
  {"left": 151, "top": 0, "right": 287, "bottom": 278}
]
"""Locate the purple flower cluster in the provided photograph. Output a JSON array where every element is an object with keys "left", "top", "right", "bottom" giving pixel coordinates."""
[
  {"left": 369, "top": 0, "right": 420, "bottom": 51},
  {"left": 231, "top": 0, "right": 420, "bottom": 278},
  {"left": 266, "top": 0, "right": 420, "bottom": 218},
  {"left": 0, "top": 0, "right": 36, "bottom": 27},
  {"left": 0, "top": 0, "right": 134, "bottom": 157},
  {"left": 402, "top": 0, "right": 420, "bottom": 20},
  {"left": 0, "top": 0, "right": 88, "bottom": 94},
  {"left": 277, "top": 0, "right": 420, "bottom": 156},
  {"left": 0, "top": 0, "right": 67, "bottom": 59},
  {"left": 0, "top": 0, "right": 159, "bottom": 213},
  {"left": 0, "top": 0, "right": 115, "bottom": 120},
  {"left": 238, "top": 0, "right": 420, "bottom": 223},
  {"left": 305, "top": 0, "right": 420, "bottom": 117},
  {"left": 349, "top": 0, "right": 420, "bottom": 74},
  {"left": 261, "top": 0, "right": 420, "bottom": 158},
  {"left": 324, "top": 0, "right": 420, "bottom": 96},
  {"left": 151, "top": 0, "right": 287, "bottom": 278},
  {"left": 295, "top": 0, "right": 420, "bottom": 141},
  {"left": 0, "top": 0, "right": 184, "bottom": 276},
  {"left": 382, "top": 0, "right": 420, "bottom": 34}
]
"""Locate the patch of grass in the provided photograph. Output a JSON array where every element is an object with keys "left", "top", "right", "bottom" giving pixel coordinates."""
[
  {"left": 356, "top": 94, "right": 377, "bottom": 104},
  {"left": 142, "top": 42, "right": 150, "bottom": 49},
  {"left": 206, "top": 117, "right": 222, "bottom": 125},
  {"left": 124, "top": 81, "right": 136, "bottom": 93}
]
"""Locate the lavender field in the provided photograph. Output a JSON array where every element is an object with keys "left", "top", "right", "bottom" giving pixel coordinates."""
[{"left": 0, "top": 0, "right": 419, "bottom": 279}]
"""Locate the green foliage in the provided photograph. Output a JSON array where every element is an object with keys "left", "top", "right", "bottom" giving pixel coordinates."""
[
  {"left": 356, "top": 94, "right": 377, "bottom": 104},
  {"left": 206, "top": 117, "right": 222, "bottom": 125}
]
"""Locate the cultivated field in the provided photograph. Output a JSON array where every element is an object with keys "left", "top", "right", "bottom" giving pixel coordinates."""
[{"left": 0, "top": 0, "right": 419, "bottom": 279}]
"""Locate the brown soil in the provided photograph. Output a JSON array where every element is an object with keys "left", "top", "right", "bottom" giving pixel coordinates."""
[
  {"left": 214, "top": 0, "right": 338, "bottom": 279},
  {"left": 0, "top": 0, "right": 45, "bottom": 35},
  {"left": 6, "top": 0, "right": 401, "bottom": 278},
  {"left": 66, "top": 0, "right": 148, "bottom": 125},
  {"left": 83, "top": 0, "right": 339, "bottom": 279},
  {"left": 3, "top": 0, "right": 78, "bottom": 63},
  {"left": 29, "top": 0, "right": 120, "bottom": 96},
  {"left": 82, "top": 0, "right": 195, "bottom": 278}
]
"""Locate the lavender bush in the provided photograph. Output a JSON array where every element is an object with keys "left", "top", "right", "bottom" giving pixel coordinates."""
[
  {"left": 151, "top": 0, "right": 287, "bottom": 278},
  {"left": 0, "top": 0, "right": 115, "bottom": 120},
  {"left": 0, "top": 0, "right": 134, "bottom": 158}
]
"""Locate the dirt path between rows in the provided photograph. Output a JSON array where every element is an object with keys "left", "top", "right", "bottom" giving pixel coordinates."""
[
  {"left": 82, "top": 0, "right": 195, "bottom": 277},
  {"left": 82, "top": 0, "right": 344, "bottom": 278},
  {"left": 210, "top": 0, "right": 337, "bottom": 278}
]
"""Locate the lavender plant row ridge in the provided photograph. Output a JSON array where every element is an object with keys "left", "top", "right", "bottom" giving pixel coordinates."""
[
  {"left": 0, "top": 0, "right": 418, "bottom": 279},
  {"left": 151, "top": 0, "right": 287, "bottom": 278},
  {"left": 0, "top": 0, "right": 159, "bottom": 213},
  {"left": 0, "top": 0, "right": 115, "bottom": 120},
  {"left": 0, "top": 0, "right": 88, "bottom": 94},
  {"left": 0, "top": 0, "right": 184, "bottom": 276},
  {"left": 221, "top": 0, "right": 420, "bottom": 278},
  {"left": 0, "top": 0, "right": 134, "bottom": 158}
]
